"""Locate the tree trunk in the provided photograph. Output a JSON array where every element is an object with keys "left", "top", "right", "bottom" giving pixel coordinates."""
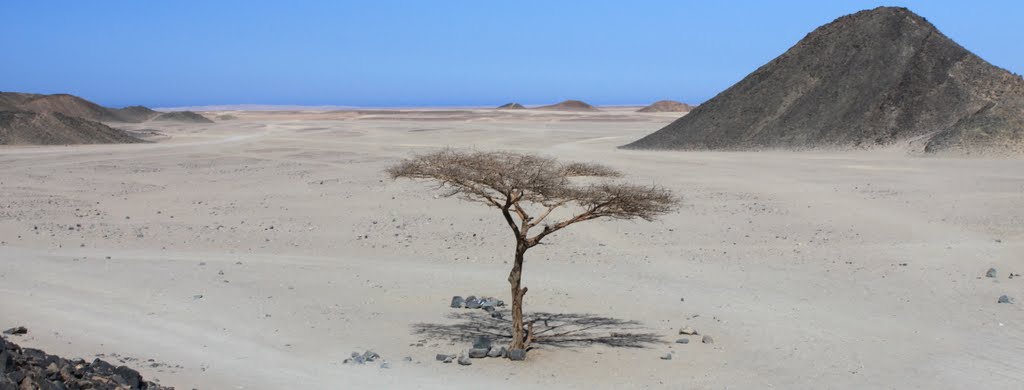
[{"left": 508, "top": 241, "right": 528, "bottom": 351}]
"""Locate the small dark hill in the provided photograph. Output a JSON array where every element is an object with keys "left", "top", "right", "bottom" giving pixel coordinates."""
[
  {"left": 624, "top": 7, "right": 1024, "bottom": 156},
  {"left": 535, "top": 100, "right": 600, "bottom": 111},
  {"left": 151, "top": 111, "right": 214, "bottom": 123},
  {"left": 215, "top": 114, "right": 239, "bottom": 120},
  {"left": 497, "top": 102, "right": 526, "bottom": 109},
  {"left": 637, "top": 100, "right": 693, "bottom": 113},
  {"left": 0, "top": 111, "right": 144, "bottom": 145},
  {"left": 112, "top": 105, "right": 159, "bottom": 123}
]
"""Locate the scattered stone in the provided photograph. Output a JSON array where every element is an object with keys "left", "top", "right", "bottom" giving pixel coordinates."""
[
  {"left": 361, "top": 350, "right": 380, "bottom": 362},
  {"left": 986, "top": 268, "right": 998, "bottom": 278},
  {"left": 457, "top": 353, "right": 472, "bottom": 366},
  {"left": 468, "top": 348, "right": 490, "bottom": 358},
  {"left": 486, "top": 347, "right": 504, "bottom": 358},
  {"left": 403, "top": 356, "right": 413, "bottom": 362},
  {"left": 435, "top": 353, "right": 455, "bottom": 362},
  {"left": 702, "top": 335, "right": 715, "bottom": 344},
  {"left": 490, "top": 311, "right": 503, "bottom": 319},
  {"left": 998, "top": 295, "right": 1013, "bottom": 304},
  {"left": 660, "top": 353, "right": 673, "bottom": 360},
  {"left": 193, "top": 294, "right": 204, "bottom": 300},
  {"left": 507, "top": 349, "right": 526, "bottom": 361},
  {"left": 465, "top": 296, "right": 482, "bottom": 309},
  {"left": 450, "top": 296, "right": 465, "bottom": 308},
  {"left": 2, "top": 326, "right": 27, "bottom": 335},
  {"left": 379, "top": 362, "right": 390, "bottom": 369},
  {"left": 679, "top": 326, "right": 698, "bottom": 335},
  {"left": 675, "top": 338, "right": 690, "bottom": 344}
]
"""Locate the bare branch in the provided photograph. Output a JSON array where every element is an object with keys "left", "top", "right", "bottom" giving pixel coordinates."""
[{"left": 387, "top": 148, "right": 680, "bottom": 246}]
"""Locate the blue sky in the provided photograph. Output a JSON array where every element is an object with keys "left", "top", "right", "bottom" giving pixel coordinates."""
[{"left": 1, "top": 1, "right": 1021, "bottom": 107}]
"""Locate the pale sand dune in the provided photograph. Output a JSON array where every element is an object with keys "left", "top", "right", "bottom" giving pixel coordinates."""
[{"left": 1, "top": 109, "right": 1022, "bottom": 389}]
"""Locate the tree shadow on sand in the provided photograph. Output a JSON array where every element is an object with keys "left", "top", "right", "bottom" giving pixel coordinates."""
[{"left": 411, "top": 310, "right": 663, "bottom": 349}]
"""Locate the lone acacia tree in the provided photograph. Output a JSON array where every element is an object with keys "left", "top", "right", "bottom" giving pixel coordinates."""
[{"left": 387, "top": 149, "right": 678, "bottom": 354}]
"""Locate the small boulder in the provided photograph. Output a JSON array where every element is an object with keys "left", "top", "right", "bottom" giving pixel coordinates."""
[
  {"left": 468, "top": 348, "right": 490, "bottom": 358},
  {"left": 507, "top": 349, "right": 526, "bottom": 361},
  {"left": 675, "top": 338, "right": 690, "bottom": 344},
  {"left": 702, "top": 335, "right": 714, "bottom": 344},
  {"left": 660, "top": 353, "right": 673, "bottom": 360},
  {"left": 450, "top": 296, "right": 465, "bottom": 308},
  {"left": 435, "top": 354, "right": 454, "bottom": 362},
  {"left": 998, "top": 295, "right": 1013, "bottom": 304},
  {"left": 2, "top": 327, "right": 27, "bottom": 335},
  {"left": 472, "top": 335, "right": 493, "bottom": 349},
  {"left": 490, "top": 311, "right": 504, "bottom": 319},
  {"left": 986, "top": 268, "right": 998, "bottom": 278},
  {"left": 679, "top": 327, "right": 698, "bottom": 335},
  {"left": 362, "top": 350, "right": 380, "bottom": 362},
  {"left": 457, "top": 353, "right": 472, "bottom": 366},
  {"left": 465, "top": 297, "right": 482, "bottom": 309}
]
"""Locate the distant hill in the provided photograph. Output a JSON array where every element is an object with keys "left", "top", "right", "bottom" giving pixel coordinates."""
[
  {"left": 15, "top": 93, "right": 118, "bottom": 122},
  {"left": 624, "top": 7, "right": 1024, "bottom": 156},
  {"left": 535, "top": 100, "right": 600, "bottom": 111},
  {"left": 151, "top": 111, "right": 214, "bottom": 123},
  {"left": 637, "top": 100, "right": 693, "bottom": 113},
  {"left": 497, "top": 102, "right": 525, "bottom": 109},
  {"left": 0, "top": 111, "right": 144, "bottom": 145},
  {"left": 111, "top": 105, "right": 159, "bottom": 123}
]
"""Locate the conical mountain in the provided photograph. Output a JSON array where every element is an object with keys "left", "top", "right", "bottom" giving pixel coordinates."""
[
  {"left": 624, "top": 7, "right": 1024, "bottom": 155},
  {"left": 536, "top": 100, "right": 600, "bottom": 111},
  {"left": 638, "top": 100, "right": 693, "bottom": 113}
]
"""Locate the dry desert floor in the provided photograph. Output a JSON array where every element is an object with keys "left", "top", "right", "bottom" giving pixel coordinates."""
[{"left": 1, "top": 108, "right": 1023, "bottom": 389}]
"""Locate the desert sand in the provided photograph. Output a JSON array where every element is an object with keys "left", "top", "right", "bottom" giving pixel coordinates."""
[{"left": 1, "top": 108, "right": 1022, "bottom": 389}]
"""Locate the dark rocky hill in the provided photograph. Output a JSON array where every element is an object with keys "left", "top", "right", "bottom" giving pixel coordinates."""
[
  {"left": 624, "top": 7, "right": 1024, "bottom": 156},
  {"left": 497, "top": 102, "right": 526, "bottom": 109},
  {"left": 0, "top": 111, "right": 144, "bottom": 145},
  {"left": 637, "top": 100, "right": 693, "bottom": 113},
  {"left": 151, "top": 111, "right": 214, "bottom": 123},
  {"left": 535, "top": 100, "right": 600, "bottom": 111}
]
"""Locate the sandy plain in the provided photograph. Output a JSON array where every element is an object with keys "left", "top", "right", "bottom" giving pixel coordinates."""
[{"left": 1, "top": 108, "right": 1022, "bottom": 389}]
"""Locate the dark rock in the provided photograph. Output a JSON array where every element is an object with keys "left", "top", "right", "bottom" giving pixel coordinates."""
[
  {"left": 435, "top": 354, "right": 454, "bottom": 362},
  {"left": 402, "top": 356, "right": 413, "bottom": 362},
  {"left": 998, "top": 295, "right": 1013, "bottom": 304},
  {"left": 361, "top": 350, "right": 380, "bottom": 362},
  {"left": 472, "top": 335, "right": 493, "bottom": 350},
  {"left": 660, "top": 353, "right": 673, "bottom": 360},
  {"left": 114, "top": 365, "right": 142, "bottom": 388},
  {"left": 465, "top": 296, "right": 481, "bottom": 309},
  {"left": 507, "top": 349, "right": 526, "bottom": 361},
  {"left": 450, "top": 296, "right": 465, "bottom": 308},
  {"left": 457, "top": 353, "right": 472, "bottom": 366},
  {"left": 490, "top": 311, "right": 503, "bottom": 319},
  {"left": 468, "top": 348, "right": 489, "bottom": 359},
  {"left": 675, "top": 338, "right": 690, "bottom": 344},
  {"left": 1, "top": 327, "right": 26, "bottom": 336},
  {"left": 702, "top": 335, "right": 715, "bottom": 344},
  {"left": 987, "top": 268, "right": 998, "bottom": 278}
]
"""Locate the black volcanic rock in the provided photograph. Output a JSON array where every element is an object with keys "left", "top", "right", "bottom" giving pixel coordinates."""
[
  {"left": 624, "top": 7, "right": 1024, "bottom": 156},
  {"left": 0, "top": 335, "right": 172, "bottom": 389}
]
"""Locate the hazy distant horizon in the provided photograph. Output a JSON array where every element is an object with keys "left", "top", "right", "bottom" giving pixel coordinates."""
[{"left": 3, "top": 0, "right": 1022, "bottom": 108}]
